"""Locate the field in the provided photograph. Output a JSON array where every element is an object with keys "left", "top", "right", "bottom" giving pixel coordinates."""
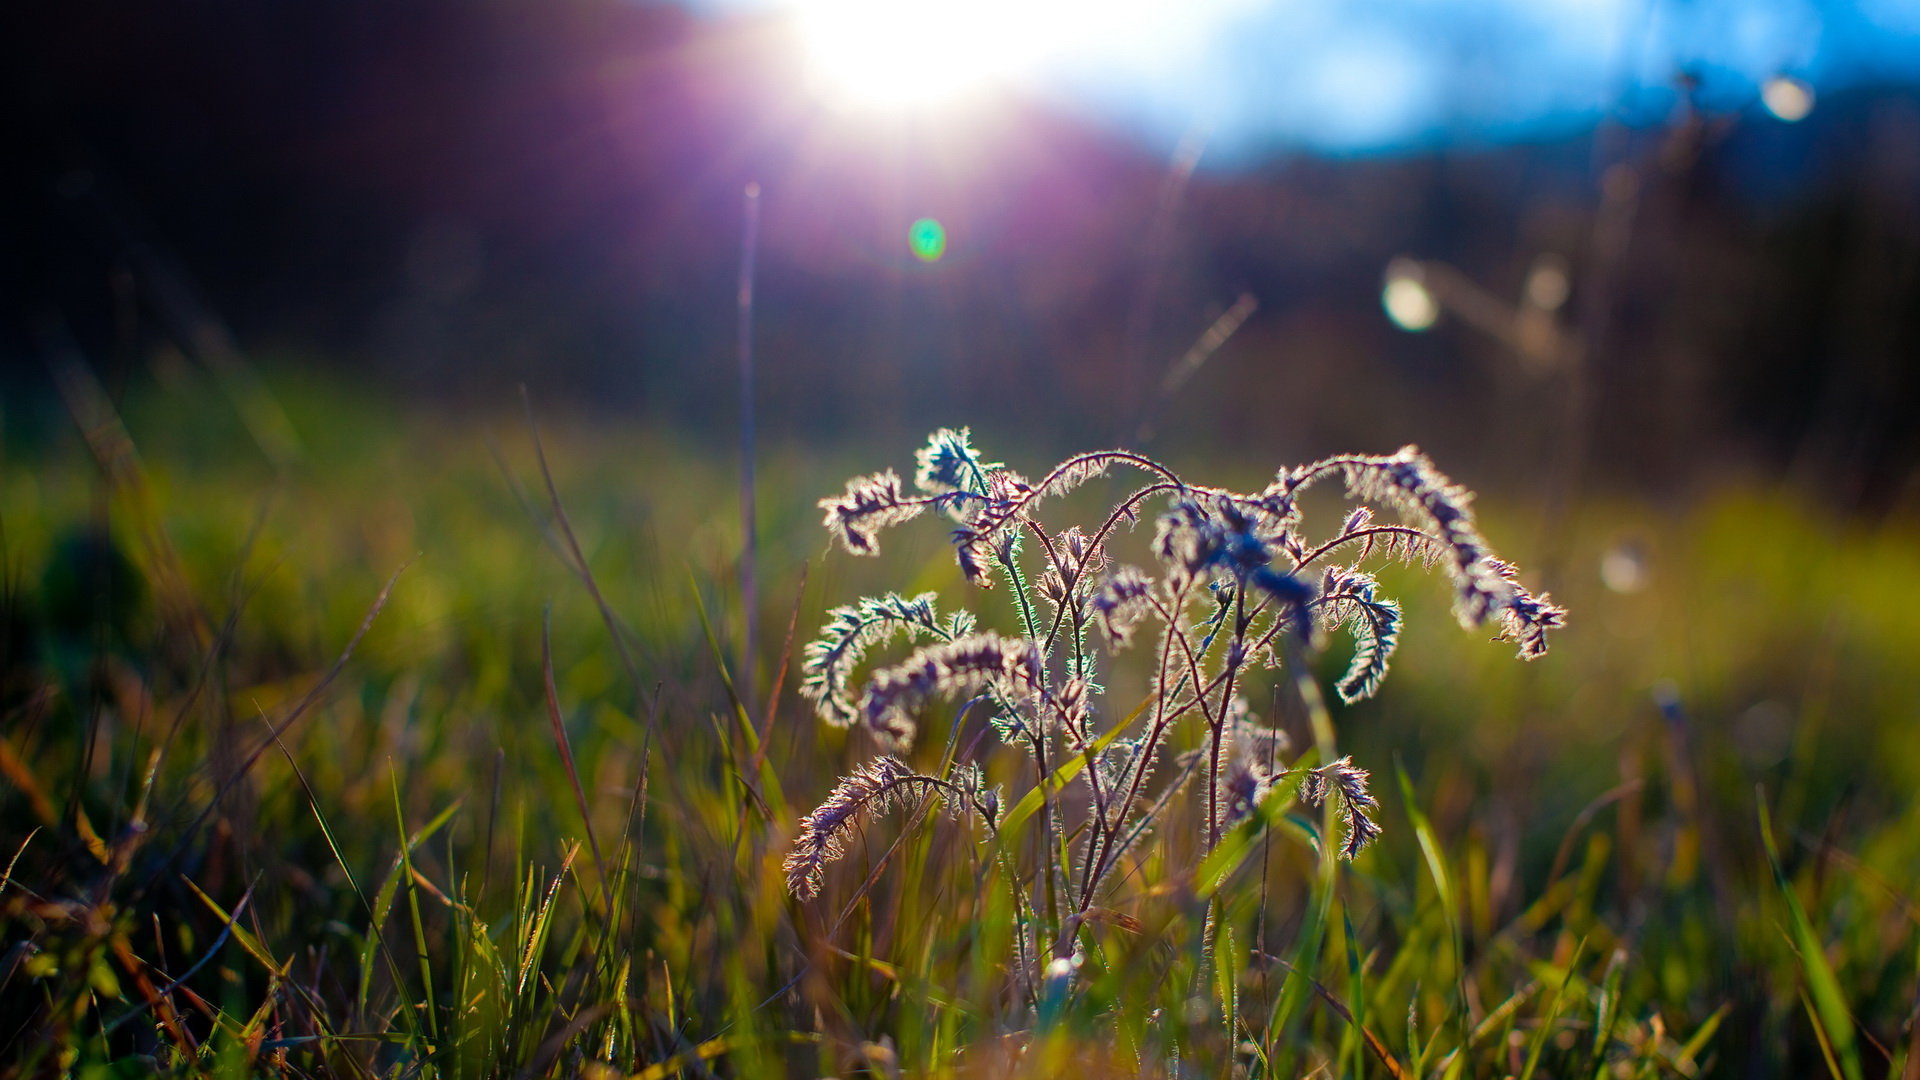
[{"left": 5, "top": 367, "right": 1920, "bottom": 1078}]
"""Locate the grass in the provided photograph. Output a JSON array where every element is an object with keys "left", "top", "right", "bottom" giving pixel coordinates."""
[{"left": 3, "top": 369, "right": 1920, "bottom": 1077}]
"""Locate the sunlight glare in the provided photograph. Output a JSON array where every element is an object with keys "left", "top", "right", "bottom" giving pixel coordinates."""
[
  {"left": 790, "top": 0, "right": 1174, "bottom": 112},
  {"left": 795, "top": 0, "right": 1031, "bottom": 110}
]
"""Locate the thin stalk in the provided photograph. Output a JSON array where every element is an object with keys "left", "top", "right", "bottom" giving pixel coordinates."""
[
  {"left": 1078, "top": 580, "right": 1200, "bottom": 906},
  {"left": 481, "top": 746, "right": 504, "bottom": 910},
  {"left": 990, "top": 543, "right": 1062, "bottom": 950},
  {"left": 1206, "top": 583, "right": 1251, "bottom": 850},
  {"left": 1044, "top": 480, "right": 1185, "bottom": 652},
  {"left": 736, "top": 181, "right": 761, "bottom": 714},
  {"left": 1029, "top": 727, "right": 1061, "bottom": 953},
  {"left": 1264, "top": 633, "right": 1340, "bottom": 1055},
  {"left": 151, "top": 559, "right": 409, "bottom": 889},
  {"left": 543, "top": 606, "right": 614, "bottom": 918},
  {"left": 997, "top": 551, "right": 1043, "bottom": 655}
]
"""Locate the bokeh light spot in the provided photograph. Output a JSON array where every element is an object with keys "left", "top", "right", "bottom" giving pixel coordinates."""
[
  {"left": 1382, "top": 274, "right": 1437, "bottom": 332},
  {"left": 1601, "top": 542, "right": 1649, "bottom": 593},
  {"left": 1762, "top": 76, "right": 1814, "bottom": 122},
  {"left": 1524, "top": 254, "right": 1571, "bottom": 311},
  {"left": 909, "top": 218, "right": 947, "bottom": 262}
]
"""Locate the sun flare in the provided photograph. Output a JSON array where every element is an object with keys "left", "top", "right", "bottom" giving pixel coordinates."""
[
  {"left": 793, "top": 0, "right": 1032, "bottom": 110},
  {"left": 789, "top": 0, "right": 1176, "bottom": 112}
]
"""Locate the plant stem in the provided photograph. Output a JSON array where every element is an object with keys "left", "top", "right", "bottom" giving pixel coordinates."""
[{"left": 736, "top": 181, "right": 761, "bottom": 714}]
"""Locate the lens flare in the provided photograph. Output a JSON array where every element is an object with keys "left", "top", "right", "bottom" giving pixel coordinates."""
[{"left": 909, "top": 218, "right": 947, "bottom": 261}]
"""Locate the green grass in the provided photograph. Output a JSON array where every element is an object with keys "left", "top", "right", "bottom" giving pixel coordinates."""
[{"left": 4, "top": 370, "right": 1920, "bottom": 1077}]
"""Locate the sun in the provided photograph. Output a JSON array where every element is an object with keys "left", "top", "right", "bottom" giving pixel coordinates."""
[
  {"left": 785, "top": 0, "right": 1201, "bottom": 114},
  {"left": 789, "top": 0, "right": 1047, "bottom": 112}
]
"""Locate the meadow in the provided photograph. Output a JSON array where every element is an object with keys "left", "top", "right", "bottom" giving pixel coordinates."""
[{"left": 4, "top": 366, "right": 1920, "bottom": 1078}]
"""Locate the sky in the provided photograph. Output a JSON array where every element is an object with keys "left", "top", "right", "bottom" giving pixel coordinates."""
[{"left": 694, "top": 0, "right": 1920, "bottom": 156}]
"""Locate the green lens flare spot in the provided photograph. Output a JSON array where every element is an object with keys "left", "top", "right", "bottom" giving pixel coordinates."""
[{"left": 909, "top": 218, "right": 946, "bottom": 262}]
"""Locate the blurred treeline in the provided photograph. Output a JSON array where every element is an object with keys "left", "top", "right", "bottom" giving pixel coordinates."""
[{"left": 5, "top": 0, "right": 1920, "bottom": 511}]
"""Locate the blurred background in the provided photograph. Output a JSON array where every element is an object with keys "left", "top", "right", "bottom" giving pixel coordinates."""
[{"left": 5, "top": 0, "right": 1919, "bottom": 505}]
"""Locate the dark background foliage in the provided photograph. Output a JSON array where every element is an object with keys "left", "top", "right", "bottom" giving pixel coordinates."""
[{"left": 6, "top": 0, "right": 1919, "bottom": 507}]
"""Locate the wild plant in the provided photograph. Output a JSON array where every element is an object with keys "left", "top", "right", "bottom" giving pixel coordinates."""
[{"left": 788, "top": 429, "right": 1566, "bottom": 998}]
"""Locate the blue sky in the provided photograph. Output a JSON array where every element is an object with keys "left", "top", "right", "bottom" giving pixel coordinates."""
[{"left": 695, "top": 0, "right": 1920, "bottom": 155}]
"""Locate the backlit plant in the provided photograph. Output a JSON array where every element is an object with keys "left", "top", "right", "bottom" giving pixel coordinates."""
[{"left": 788, "top": 429, "right": 1566, "bottom": 987}]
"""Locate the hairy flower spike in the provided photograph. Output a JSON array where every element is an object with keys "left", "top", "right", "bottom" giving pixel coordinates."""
[
  {"left": 859, "top": 632, "right": 1044, "bottom": 751},
  {"left": 1045, "top": 676, "right": 1094, "bottom": 741},
  {"left": 819, "top": 469, "right": 927, "bottom": 556},
  {"left": 784, "top": 756, "right": 940, "bottom": 900},
  {"left": 946, "top": 762, "right": 1001, "bottom": 827},
  {"left": 1216, "top": 753, "right": 1271, "bottom": 830},
  {"left": 1304, "top": 446, "right": 1514, "bottom": 629},
  {"left": 800, "top": 593, "right": 975, "bottom": 727},
  {"left": 1341, "top": 506, "right": 1373, "bottom": 537},
  {"left": 1092, "top": 567, "right": 1155, "bottom": 646},
  {"left": 951, "top": 535, "right": 993, "bottom": 587},
  {"left": 1215, "top": 703, "right": 1289, "bottom": 831},
  {"left": 1499, "top": 590, "right": 1566, "bottom": 659},
  {"left": 1154, "top": 495, "right": 1301, "bottom": 599},
  {"left": 1488, "top": 559, "right": 1568, "bottom": 659},
  {"left": 945, "top": 450, "right": 1158, "bottom": 585},
  {"left": 1319, "top": 567, "right": 1403, "bottom": 704},
  {"left": 1299, "top": 757, "right": 1381, "bottom": 860},
  {"left": 914, "top": 429, "right": 1004, "bottom": 523},
  {"left": 914, "top": 427, "right": 982, "bottom": 494},
  {"left": 1249, "top": 567, "right": 1317, "bottom": 639},
  {"left": 1039, "top": 526, "right": 1106, "bottom": 612}
]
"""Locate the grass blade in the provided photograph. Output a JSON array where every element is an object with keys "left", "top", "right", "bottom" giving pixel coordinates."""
[
  {"left": 1396, "top": 760, "right": 1465, "bottom": 1053},
  {"left": 1761, "top": 789, "right": 1863, "bottom": 1080},
  {"left": 544, "top": 604, "right": 614, "bottom": 916},
  {"left": 180, "top": 876, "right": 283, "bottom": 976},
  {"left": 359, "top": 795, "right": 464, "bottom": 1021},
  {"left": 393, "top": 768, "right": 441, "bottom": 1042},
  {"left": 1343, "top": 905, "right": 1368, "bottom": 1080},
  {"left": 1588, "top": 948, "right": 1626, "bottom": 1079},
  {"left": 686, "top": 569, "right": 787, "bottom": 823},
  {"left": 1519, "top": 936, "right": 1585, "bottom": 1080}
]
